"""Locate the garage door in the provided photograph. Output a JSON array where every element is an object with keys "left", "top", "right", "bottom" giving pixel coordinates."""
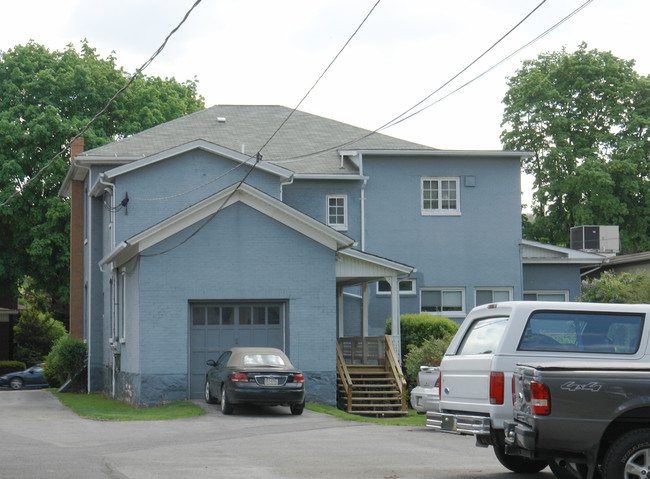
[{"left": 189, "top": 302, "right": 285, "bottom": 399}]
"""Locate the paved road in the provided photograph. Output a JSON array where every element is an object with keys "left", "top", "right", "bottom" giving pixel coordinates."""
[{"left": 0, "top": 390, "right": 555, "bottom": 479}]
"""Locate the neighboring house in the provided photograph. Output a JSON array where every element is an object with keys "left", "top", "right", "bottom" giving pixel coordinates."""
[
  {"left": 0, "top": 306, "right": 20, "bottom": 361},
  {"left": 582, "top": 251, "right": 650, "bottom": 278},
  {"left": 520, "top": 239, "right": 604, "bottom": 301},
  {"left": 59, "top": 105, "right": 595, "bottom": 406}
]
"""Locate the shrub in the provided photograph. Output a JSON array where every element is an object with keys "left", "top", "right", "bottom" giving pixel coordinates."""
[
  {"left": 13, "top": 309, "right": 67, "bottom": 366},
  {"left": 580, "top": 270, "right": 650, "bottom": 304},
  {"left": 404, "top": 332, "right": 455, "bottom": 388},
  {"left": 385, "top": 313, "right": 459, "bottom": 359},
  {"left": 0, "top": 360, "right": 27, "bottom": 375},
  {"left": 46, "top": 336, "right": 87, "bottom": 390}
]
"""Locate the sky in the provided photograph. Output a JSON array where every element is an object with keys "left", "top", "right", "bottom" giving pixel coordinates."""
[{"left": 1, "top": 0, "right": 649, "bottom": 209}]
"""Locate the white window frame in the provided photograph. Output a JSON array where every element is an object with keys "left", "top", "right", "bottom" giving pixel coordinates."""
[
  {"left": 421, "top": 177, "right": 460, "bottom": 216},
  {"left": 420, "top": 288, "right": 466, "bottom": 317},
  {"left": 474, "top": 287, "right": 513, "bottom": 307},
  {"left": 376, "top": 278, "right": 416, "bottom": 296},
  {"left": 326, "top": 195, "right": 348, "bottom": 231},
  {"left": 523, "top": 290, "right": 569, "bottom": 302}
]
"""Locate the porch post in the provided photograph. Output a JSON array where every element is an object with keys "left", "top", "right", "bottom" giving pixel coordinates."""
[
  {"left": 362, "top": 282, "right": 369, "bottom": 363},
  {"left": 389, "top": 276, "right": 402, "bottom": 364},
  {"left": 337, "top": 286, "right": 344, "bottom": 338}
]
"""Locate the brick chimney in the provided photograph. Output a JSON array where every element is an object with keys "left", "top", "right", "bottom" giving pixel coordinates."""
[{"left": 69, "top": 137, "right": 85, "bottom": 339}]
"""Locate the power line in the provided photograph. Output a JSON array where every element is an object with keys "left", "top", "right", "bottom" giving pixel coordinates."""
[
  {"left": 272, "top": 0, "right": 591, "bottom": 164},
  {"left": 380, "top": 0, "right": 594, "bottom": 131},
  {"left": 137, "top": 1, "right": 383, "bottom": 255},
  {"left": 0, "top": 0, "right": 204, "bottom": 208}
]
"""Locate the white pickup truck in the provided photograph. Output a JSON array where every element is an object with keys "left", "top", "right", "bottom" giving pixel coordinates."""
[{"left": 426, "top": 301, "right": 650, "bottom": 475}]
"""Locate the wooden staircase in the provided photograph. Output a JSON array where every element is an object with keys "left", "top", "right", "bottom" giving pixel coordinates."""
[{"left": 336, "top": 336, "right": 407, "bottom": 416}]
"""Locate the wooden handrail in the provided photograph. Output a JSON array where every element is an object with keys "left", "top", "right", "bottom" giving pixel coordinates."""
[
  {"left": 336, "top": 341, "right": 353, "bottom": 412},
  {"left": 384, "top": 335, "right": 406, "bottom": 398}
]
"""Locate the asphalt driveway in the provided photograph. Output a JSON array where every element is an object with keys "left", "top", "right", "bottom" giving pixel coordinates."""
[{"left": 0, "top": 390, "right": 554, "bottom": 479}]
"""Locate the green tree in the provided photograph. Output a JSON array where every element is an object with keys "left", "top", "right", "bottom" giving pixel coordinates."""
[
  {"left": 13, "top": 309, "right": 67, "bottom": 365},
  {"left": 580, "top": 270, "right": 650, "bottom": 304},
  {"left": 502, "top": 43, "right": 649, "bottom": 253},
  {"left": 0, "top": 41, "right": 204, "bottom": 317}
]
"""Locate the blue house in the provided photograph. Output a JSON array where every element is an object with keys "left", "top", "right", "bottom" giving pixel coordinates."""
[{"left": 60, "top": 105, "right": 603, "bottom": 406}]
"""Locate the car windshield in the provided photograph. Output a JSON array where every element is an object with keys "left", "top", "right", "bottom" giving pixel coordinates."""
[{"left": 242, "top": 354, "right": 285, "bottom": 367}]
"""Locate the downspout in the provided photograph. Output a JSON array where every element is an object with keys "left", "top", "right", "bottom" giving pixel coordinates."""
[
  {"left": 77, "top": 165, "right": 92, "bottom": 394},
  {"left": 280, "top": 174, "right": 294, "bottom": 201},
  {"left": 360, "top": 178, "right": 367, "bottom": 252},
  {"left": 97, "top": 173, "right": 117, "bottom": 398}
]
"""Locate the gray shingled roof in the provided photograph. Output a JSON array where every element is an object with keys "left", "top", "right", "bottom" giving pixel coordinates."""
[{"left": 78, "top": 105, "right": 435, "bottom": 175}]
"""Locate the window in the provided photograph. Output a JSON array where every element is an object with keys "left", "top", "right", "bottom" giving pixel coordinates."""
[
  {"left": 518, "top": 311, "right": 644, "bottom": 354},
  {"left": 377, "top": 279, "right": 416, "bottom": 296},
  {"left": 421, "top": 177, "right": 460, "bottom": 215},
  {"left": 457, "top": 316, "right": 509, "bottom": 355},
  {"left": 523, "top": 291, "right": 569, "bottom": 302},
  {"left": 421, "top": 288, "right": 465, "bottom": 316},
  {"left": 475, "top": 288, "right": 512, "bottom": 306},
  {"left": 327, "top": 195, "right": 347, "bottom": 230}
]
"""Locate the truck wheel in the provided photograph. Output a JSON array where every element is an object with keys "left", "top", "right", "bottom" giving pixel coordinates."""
[
  {"left": 602, "top": 428, "right": 650, "bottom": 479},
  {"left": 549, "top": 459, "right": 588, "bottom": 479},
  {"left": 494, "top": 445, "right": 547, "bottom": 473}
]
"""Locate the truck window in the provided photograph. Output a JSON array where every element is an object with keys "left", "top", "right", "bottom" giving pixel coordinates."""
[
  {"left": 456, "top": 316, "right": 508, "bottom": 355},
  {"left": 518, "top": 311, "right": 644, "bottom": 354}
]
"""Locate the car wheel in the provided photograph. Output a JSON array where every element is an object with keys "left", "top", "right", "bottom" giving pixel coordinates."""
[
  {"left": 204, "top": 379, "right": 217, "bottom": 404},
  {"left": 601, "top": 428, "right": 650, "bottom": 479},
  {"left": 493, "top": 444, "right": 547, "bottom": 473},
  {"left": 220, "top": 385, "right": 234, "bottom": 415},
  {"left": 9, "top": 378, "right": 23, "bottom": 390},
  {"left": 290, "top": 401, "right": 305, "bottom": 416},
  {"left": 549, "top": 459, "right": 588, "bottom": 479}
]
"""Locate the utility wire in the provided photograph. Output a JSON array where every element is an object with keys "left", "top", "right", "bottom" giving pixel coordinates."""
[
  {"left": 272, "top": 0, "right": 591, "bottom": 164},
  {"left": 0, "top": 0, "right": 204, "bottom": 208},
  {"left": 138, "top": 1, "right": 383, "bottom": 255},
  {"left": 380, "top": 0, "right": 594, "bottom": 131}
]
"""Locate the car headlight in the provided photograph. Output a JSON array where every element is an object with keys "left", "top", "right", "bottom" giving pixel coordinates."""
[{"left": 0, "top": 376, "right": 7, "bottom": 380}]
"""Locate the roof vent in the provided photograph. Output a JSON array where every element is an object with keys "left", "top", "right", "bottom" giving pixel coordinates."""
[{"left": 217, "top": 117, "right": 226, "bottom": 123}]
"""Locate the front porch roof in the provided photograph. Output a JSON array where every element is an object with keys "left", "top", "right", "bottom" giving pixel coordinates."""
[{"left": 336, "top": 249, "right": 414, "bottom": 287}]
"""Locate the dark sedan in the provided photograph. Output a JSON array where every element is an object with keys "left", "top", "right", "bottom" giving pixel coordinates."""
[
  {"left": 205, "top": 347, "right": 305, "bottom": 415},
  {"left": 0, "top": 364, "right": 48, "bottom": 390}
]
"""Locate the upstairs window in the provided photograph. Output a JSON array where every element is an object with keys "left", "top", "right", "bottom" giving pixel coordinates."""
[
  {"left": 327, "top": 195, "right": 347, "bottom": 231},
  {"left": 421, "top": 177, "right": 460, "bottom": 215}
]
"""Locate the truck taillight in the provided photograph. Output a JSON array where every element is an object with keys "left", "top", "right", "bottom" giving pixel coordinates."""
[
  {"left": 439, "top": 372, "right": 442, "bottom": 400},
  {"left": 512, "top": 375, "right": 516, "bottom": 405},
  {"left": 490, "top": 372, "right": 505, "bottom": 405},
  {"left": 531, "top": 381, "right": 551, "bottom": 415}
]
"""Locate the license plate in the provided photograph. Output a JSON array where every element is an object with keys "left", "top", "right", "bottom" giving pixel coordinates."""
[
  {"left": 264, "top": 377, "right": 279, "bottom": 386},
  {"left": 441, "top": 414, "right": 457, "bottom": 431}
]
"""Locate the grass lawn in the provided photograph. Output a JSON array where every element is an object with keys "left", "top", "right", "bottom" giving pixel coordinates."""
[
  {"left": 52, "top": 392, "right": 425, "bottom": 426},
  {"left": 306, "top": 403, "right": 427, "bottom": 427},
  {"left": 54, "top": 392, "right": 206, "bottom": 421}
]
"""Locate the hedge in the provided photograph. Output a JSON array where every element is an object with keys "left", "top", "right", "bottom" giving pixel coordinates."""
[
  {"left": 385, "top": 313, "right": 459, "bottom": 359},
  {"left": 0, "top": 361, "right": 27, "bottom": 375}
]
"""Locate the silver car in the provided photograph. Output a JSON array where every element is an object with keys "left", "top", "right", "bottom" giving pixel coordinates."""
[{"left": 410, "top": 366, "right": 439, "bottom": 413}]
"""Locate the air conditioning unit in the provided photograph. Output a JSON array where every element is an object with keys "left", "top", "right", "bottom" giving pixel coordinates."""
[{"left": 570, "top": 225, "right": 619, "bottom": 254}]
